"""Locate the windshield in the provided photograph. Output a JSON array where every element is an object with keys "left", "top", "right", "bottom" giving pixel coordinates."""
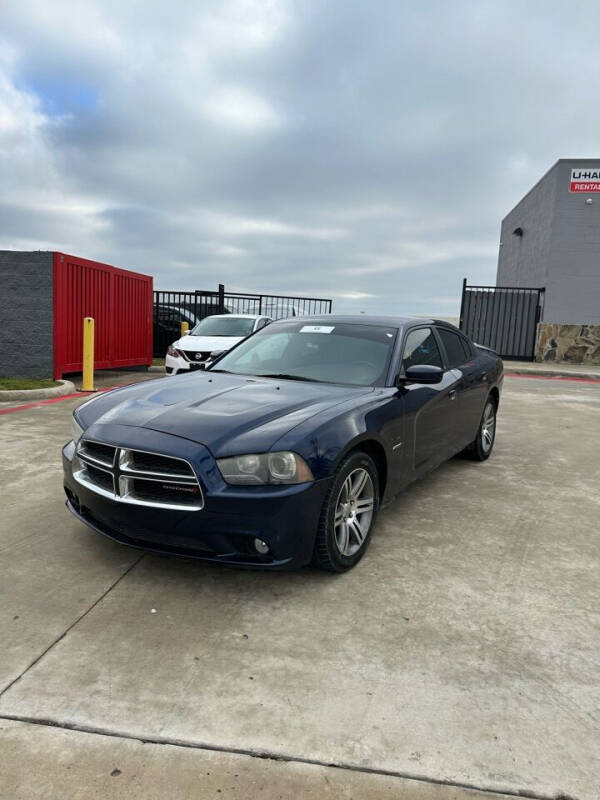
[
  {"left": 210, "top": 321, "right": 398, "bottom": 386},
  {"left": 189, "top": 316, "right": 255, "bottom": 337}
]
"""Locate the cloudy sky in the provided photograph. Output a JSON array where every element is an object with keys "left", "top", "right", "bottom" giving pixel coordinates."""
[{"left": 1, "top": 1, "right": 599, "bottom": 316}]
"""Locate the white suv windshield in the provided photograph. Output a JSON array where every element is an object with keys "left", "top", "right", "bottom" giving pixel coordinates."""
[
  {"left": 211, "top": 321, "right": 398, "bottom": 386},
  {"left": 190, "top": 317, "right": 255, "bottom": 337}
]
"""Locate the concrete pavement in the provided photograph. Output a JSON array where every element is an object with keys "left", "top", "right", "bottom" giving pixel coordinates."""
[
  {"left": 1, "top": 719, "right": 523, "bottom": 800},
  {"left": 1, "top": 375, "right": 599, "bottom": 798}
]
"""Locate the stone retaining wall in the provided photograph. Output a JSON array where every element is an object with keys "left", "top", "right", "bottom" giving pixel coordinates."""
[{"left": 536, "top": 323, "right": 600, "bottom": 364}]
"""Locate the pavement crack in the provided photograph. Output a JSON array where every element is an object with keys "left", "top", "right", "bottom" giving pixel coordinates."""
[
  {"left": 0, "top": 713, "right": 559, "bottom": 800},
  {"left": 0, "top": 554, "right": 145, "bottom": 698}
]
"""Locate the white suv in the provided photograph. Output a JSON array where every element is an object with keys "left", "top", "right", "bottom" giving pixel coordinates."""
[{"left": 165, "top": 314, "right": 271, "bottom": 375}]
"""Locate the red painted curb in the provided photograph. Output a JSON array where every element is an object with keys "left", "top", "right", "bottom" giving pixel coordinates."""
[
  {"left": 505, "top": 372, "right": 600, "bottom": 384},
  {"left": 0, "top": 386, "right": 122, "bottom": 416}
]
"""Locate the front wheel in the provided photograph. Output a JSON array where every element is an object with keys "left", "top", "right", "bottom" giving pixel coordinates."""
[
  {"left": 468, "top": 398, "right": 497, "bottom": 461},
  {"left": 312, "top": 451, "right": 379, "bottom": 572}
]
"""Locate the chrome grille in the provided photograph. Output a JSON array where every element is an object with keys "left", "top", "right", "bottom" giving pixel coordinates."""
[
  {"left": 86, "top": 463, "right": 115, "bottom": 493},
  {"left": 119, "top": 449, "right": 193, "bottom": 477},
  {"left": 121, "top": 477, "right": 202, "bottom": 507},
  {"left": 74, "top": 440, "right": 203, "bottom": 511},
  {"left": 78, "top": 440, "right": 116, "bottom": 468}
]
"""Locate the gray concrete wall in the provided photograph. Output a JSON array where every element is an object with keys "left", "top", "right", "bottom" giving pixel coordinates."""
[
  {"left": 0, "top": 251, "right": 54, "bottom": 378},
  {"left": 544, "top": 160, "right": 600, "bottom": 324},
  {"left": 496, "top": 162, "right": 557, "bottom": 290},
  {"left": 497, "top": 159, "right": 600, "bottom": 324}
]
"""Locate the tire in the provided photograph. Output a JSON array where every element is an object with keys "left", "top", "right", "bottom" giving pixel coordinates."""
[
  {"left": 312, "top": 451, "right": 379, "bottom": 573},
  {"left": 468, "top": 397, "right": 497, "bottom": 461}
]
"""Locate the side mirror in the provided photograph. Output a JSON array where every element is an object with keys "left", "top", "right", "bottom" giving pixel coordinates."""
[{"left": 403, "top": 364, "right": 443, "bottom": 384}]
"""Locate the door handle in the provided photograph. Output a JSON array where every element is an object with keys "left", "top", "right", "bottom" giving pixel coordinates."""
[{"left": 449, "top": 389, "right": 457, "bottom": 400}]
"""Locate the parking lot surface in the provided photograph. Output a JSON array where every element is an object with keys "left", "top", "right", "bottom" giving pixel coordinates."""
[{"left": 1, "top": 374, "right": 599, "bottom": 799}]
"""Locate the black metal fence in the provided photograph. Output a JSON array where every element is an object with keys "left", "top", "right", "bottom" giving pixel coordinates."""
[
  {"left": 459, "top": 279, "right": 545, "bottom": 360},
  {"left": 154, "top": 285, "right": 333, "bottom": 356}
]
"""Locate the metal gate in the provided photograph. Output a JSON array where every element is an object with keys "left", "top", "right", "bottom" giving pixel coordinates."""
[
  {"left": 459, "top": 280, "right": 545, "bottom": 360},
  {"left": 154, "top": 285, "right": 333, "bottom": 357}
]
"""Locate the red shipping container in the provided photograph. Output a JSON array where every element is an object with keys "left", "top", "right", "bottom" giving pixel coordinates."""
[{"left": 53, "top": 252, "right": 153, "bottom": 379}]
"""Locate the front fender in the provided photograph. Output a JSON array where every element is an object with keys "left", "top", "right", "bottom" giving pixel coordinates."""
[{"left": 271, "top": 389, "right": 398, "bottom": 482}]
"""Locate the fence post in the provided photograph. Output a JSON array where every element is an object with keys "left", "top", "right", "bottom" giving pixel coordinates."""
[
  {"left": 218, "top": 283, "right": 225, "bottom": 313},
  {"left": 532, "top": 289, "right": 544, "bottom": 362},
  {"left": 81, "top": 317, "right": 95, "bottom": 392},
  {"left": 458, "top": 278, "right": 467, "bottom": 330}
]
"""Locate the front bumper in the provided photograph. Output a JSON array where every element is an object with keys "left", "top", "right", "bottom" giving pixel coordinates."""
[
  {"left": 62, "top": 429, "right": 330, "bottom": 569},
  {"left": 165, "top": 352, "right": 210, "bottom": 376}
]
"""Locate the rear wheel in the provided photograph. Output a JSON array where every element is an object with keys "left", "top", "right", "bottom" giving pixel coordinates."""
[
  {"left": 468, "top": 398, "right": 497, "bottom": 461},
  {"left": 313, "top": 451, "right": 379, "bottom": 572}
]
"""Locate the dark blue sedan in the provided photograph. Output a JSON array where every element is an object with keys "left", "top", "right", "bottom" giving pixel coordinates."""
[{"left": 63, "top": 316, "right": 503, "bottom": 572}]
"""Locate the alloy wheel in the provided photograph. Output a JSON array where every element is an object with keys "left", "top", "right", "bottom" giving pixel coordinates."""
[
  {"left": 333, "top": 468, "right": 375, "bottom": 556},
  {"left": 481, "top": 402, "right": 496, "bottom": 454}
]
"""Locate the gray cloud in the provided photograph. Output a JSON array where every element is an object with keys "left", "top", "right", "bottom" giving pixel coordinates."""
[{"left": 2, "top": 0, "right": 600, "bottom": 315}]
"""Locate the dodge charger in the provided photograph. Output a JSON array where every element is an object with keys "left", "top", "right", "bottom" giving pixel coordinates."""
[{"left": 63, "top": 316, "right": 503, "bottom": 572}]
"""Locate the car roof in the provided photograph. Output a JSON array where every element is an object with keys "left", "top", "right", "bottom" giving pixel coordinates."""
[
  {"left": 267, "top": 314, "right": 462, "bottom": 331},
  {"left": 203, "top": 313, "right": 267, "bottom": 320}
]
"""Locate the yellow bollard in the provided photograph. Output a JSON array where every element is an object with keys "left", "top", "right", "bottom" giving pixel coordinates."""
[
  {"left": 82, "top": 317, "right": 95, "bottom": 392},
  {"left": 181, "top": 321, "right": 189, "bottom": 337}
]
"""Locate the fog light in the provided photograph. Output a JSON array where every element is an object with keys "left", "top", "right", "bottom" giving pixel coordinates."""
[{"left": 254, "top": 538, "right": 269, "bottom": 554}]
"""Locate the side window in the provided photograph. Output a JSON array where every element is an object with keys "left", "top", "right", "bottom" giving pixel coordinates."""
[
  {"left": 437, "top": 329, "right": 468, "bottom": 369},
  {"left": 402, "top": 328, "right": 443, "bottom": 371}
]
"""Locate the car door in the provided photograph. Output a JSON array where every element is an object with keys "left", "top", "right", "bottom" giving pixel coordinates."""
[
  {"left": 399, "top": 326, "right": 463, "bottom": 473},
  {"left": 436, "top": 327, "right": 488, "bottom": 450}
]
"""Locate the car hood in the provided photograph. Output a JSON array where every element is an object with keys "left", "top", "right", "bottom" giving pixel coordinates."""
[
  {"left": 175, "top": 334, "right": 243, "bottom": 352},
  {"left": 80, "top": 372, "right": 373, "bottom": 457}
]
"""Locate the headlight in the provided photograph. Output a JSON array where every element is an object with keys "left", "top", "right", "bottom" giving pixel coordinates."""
[
  {"left": 71, "top": 414, "right": 84, "bottom": 445},
  {"left": 217, "top": 452, "right": 314, "bottom": 485},
  {"left": 167, "top": 344, "right": 179, "bottom": 357}
]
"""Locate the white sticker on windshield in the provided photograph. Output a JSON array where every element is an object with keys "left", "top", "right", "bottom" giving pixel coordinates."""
[{"left": 300, "top": 325, "right": 335, "bottom": 334}]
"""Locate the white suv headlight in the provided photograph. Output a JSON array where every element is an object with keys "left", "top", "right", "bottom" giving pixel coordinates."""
[{"left": 217, "top": 452, "right": 314, "bottom": 485}]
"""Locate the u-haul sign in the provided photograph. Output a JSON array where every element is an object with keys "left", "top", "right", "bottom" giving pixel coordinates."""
[{"left": 570, "top": 168, "right": 600, "bottom": 192}]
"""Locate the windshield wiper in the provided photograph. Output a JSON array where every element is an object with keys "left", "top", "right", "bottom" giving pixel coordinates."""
[{"left": 258, "top": 373, "right": 319, "bottom": 382}]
